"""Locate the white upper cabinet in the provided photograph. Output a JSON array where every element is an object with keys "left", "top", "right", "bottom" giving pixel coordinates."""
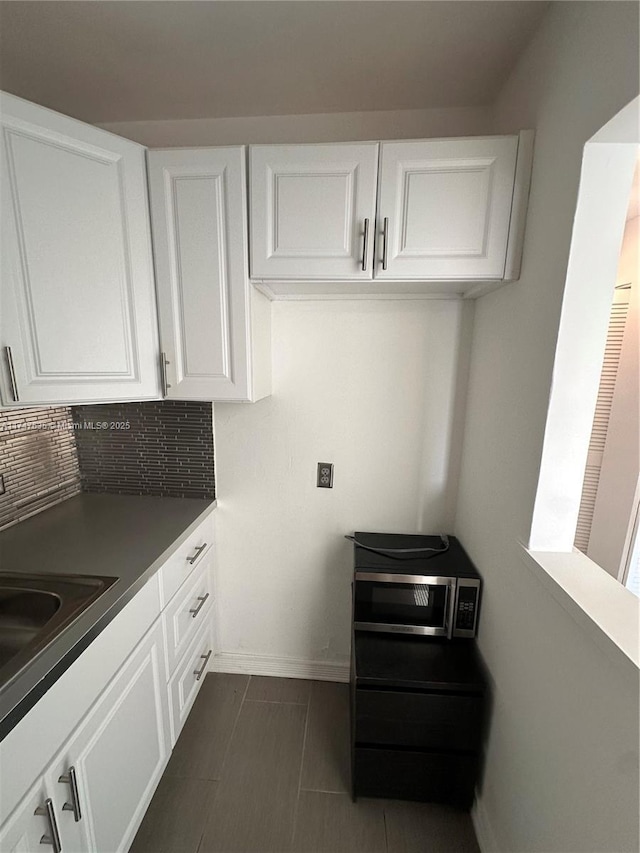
[
  {"left": 376, "top": 137, "right": 518, "bottom": 280},
  {"left": 148, "top": 147, "right": 271, "bottom": 402},
  {"left": 0, "top": 92, "right": 160, "bottom": 406},
  {"left": 248, "top": 133, "right": 533, "bottom": 297},
  {"left": 250, "top": 143, "right": 379, "bottom": 280}
]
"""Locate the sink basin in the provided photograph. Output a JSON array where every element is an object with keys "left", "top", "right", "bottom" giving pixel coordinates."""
[
  {"left": 0, "top": 589, "right": 62, "bottom": 666},
  {"left": 0, "top": 573, "right": 118, "bottom": 689}
]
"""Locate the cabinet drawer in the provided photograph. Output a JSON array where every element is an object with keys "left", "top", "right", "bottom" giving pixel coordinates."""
[
  {"left": 355, "top": 689, "right": 483, "bottom": 752},
  {"left": 353, "top": 747, "right": 478, "bottom": 809},
  {"left": 168, "top": 620, "right": 213, "bottom": 746},
  {"left": 163, "top": 554, "right": 213, "bottom": 676},
  {"left": 159, "top": 514, "right": 214, "bottom": 607}
]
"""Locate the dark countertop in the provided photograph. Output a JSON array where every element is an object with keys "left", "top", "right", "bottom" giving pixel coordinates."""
[
  {"left": 353, "top": 632, "right": 487, "bottom": 693},
  {"left": 0, "top": 493, "right": 216, "bottom": 740}
]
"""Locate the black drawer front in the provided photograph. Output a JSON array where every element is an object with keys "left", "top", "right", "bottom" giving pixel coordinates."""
[
  {"left": 355, "top": 689, "right": 483, "bottom": 751},
  {"left": 353, "top": 747, "right": 478, "bottom": 809}
]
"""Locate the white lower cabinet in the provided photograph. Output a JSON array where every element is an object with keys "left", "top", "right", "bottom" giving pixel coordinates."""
[
  {"left": 158, "top": 515, "right": 214, "bottom": 608},
  {"left": 161, "top": 514, "right": 216, "bottom": 745},
  {"left": 0, "top": 776, "right": 59, "bottom": 853},
  {"left": 168, "top": 619, "right": 214, "bottom": 746},
  {"left": 52, "top": 622, "right": 170, "bottom": 853},
  {"left": 0, "top": 511, "right": 217, "bottom": 853},
  {"left": 0, "top": 622, "right": 169, "bottom": 853},
  {"left": 163, "top": 552, "right": 213, "bottom": 674}
]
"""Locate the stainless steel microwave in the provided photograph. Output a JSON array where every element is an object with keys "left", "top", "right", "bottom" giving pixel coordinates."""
[{"left": 351, "top": 532, "right": 481, "bottom": 639}]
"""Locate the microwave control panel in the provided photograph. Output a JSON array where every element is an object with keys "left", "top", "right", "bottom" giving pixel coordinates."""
[{"left": 453, "top": 582, "right": 480, "bottom": 636}]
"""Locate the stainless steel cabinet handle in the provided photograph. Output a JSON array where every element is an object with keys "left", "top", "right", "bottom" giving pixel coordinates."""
[
  {"left": 190, "top": 592, "right": 210, "bottom": 618},
  {"left": 160, "top": 352, "right": 171, "bottom": 396},
  {"left": 382, "top": 217, "right": 389, "bottom": 271},
  {"left": 187, "top": 543, "right": 208, "bottom": 565},
  {"left": 59, "top": 766, "right": 82, "bottom": 822},
  {"left": 361, "top": 218, "right": 370, "bottom": 271},
  {"left": 193, "top": 650, "right": 212, "bottom": 681},
  {"left": 4, "top": 346, "right": 19, "bottom": 402},
  {"left": 445, "top": 579, "right": 456, "bottom": 640},
  {"left": 34, "top": 799, "right": 62, "bottom": 853}
]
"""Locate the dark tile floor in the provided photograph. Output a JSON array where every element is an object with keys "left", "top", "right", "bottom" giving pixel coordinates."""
[{"left": 130, "top": 674, "right": 480, "bottom": 853}]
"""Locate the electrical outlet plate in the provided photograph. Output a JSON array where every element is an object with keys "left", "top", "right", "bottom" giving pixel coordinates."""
[{"left": 317, "top": 463, "right": 334, "bottom": 488}]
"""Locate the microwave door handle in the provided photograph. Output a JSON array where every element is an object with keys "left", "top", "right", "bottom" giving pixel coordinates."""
[{"left": 445, "top": 580, "right": 456, "bottom": 639}]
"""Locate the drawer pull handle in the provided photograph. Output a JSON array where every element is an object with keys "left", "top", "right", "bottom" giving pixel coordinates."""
[
  {"left": 189, "top": 593, "right": 210, "bottom": 618},
  {"left": 35, "top": 799, "right": 62, "bottom": 853},
  {"left": 59, "top": 765, "right": 82, "bottom": 822},
  {"left": 382, "top": 217, "right": 389, "bottom": 270},
  {"left": 361, "top": 218, "right": 370, "bottom": 271},
  {"left": 194, "top": 650, "right": 212, "bottom": 681},
  {"left": 160, "top": 351, "right": 171, "bottom": 396},
  {"left": 5, "top": 346, "right": 19, "bottom": 402},
  {"left": 187, "top": 543, "right": 208, "bottom": 565}
]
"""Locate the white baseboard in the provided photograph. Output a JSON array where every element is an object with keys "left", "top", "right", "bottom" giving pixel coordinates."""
[
  {"left": 211, "top": 651, "right": 350, "bottom": 683},
  {"left": 472, "top": 793, "right": 500, "bottom": 853}
]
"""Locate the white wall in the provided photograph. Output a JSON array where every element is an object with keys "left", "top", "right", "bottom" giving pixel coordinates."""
[
  {"left": 119, "top": 104, "right": 487, "bottom": 678},
  {"left": 213, "top": 299, "right": 473, "bottom": 675},
  {"left": 100, "top": 105, "right": 491, "bottom": 147},
  {"left": 454, "top": 3, "right": 640, "bottom": 852}
]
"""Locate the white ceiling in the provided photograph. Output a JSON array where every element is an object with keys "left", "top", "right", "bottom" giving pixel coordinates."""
[{"left": 0, "top": 1, "right": 548, "bottom": 124}]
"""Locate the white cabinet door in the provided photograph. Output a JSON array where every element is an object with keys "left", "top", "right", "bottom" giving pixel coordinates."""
[
  {"left": 375, "top": 137, "right": 518, "bottom": 280},
  {"left": 250, "top": 143, "right": 378, "bottom": 280},
  {"left": 0, "top": 777, "right": 61, "bottom": 853},
  {"left": 0, "top": 92, "right": 160, "bottom": 406},
  {"left": 61, "top": 622, "right": 170, "bottom": 853},
  {"left": 148, "top": 147, "right": 269, "bottom": 401}
]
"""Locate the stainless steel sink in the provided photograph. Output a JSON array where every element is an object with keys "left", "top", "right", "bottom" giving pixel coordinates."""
[{"left": 0, "top": 573, "right": 118, "bottom": 689}]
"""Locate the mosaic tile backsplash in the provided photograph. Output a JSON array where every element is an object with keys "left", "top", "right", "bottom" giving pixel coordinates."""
[
  {"left": 0, "top": 406, "right": 81, "bottom": 531},
  {"left": 71, "top": 401, "right": 216, "bottom": 500}
]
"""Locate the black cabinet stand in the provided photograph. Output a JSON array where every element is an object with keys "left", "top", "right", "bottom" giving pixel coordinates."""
[{"left": 350, "top": 632, "right": 487, "bottom": 810}]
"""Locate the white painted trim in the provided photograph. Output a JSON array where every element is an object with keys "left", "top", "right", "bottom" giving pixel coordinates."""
[
  {"left": 620, "top": 478, "right": 640, "bottom": 585},
  {"left": 463, "top": 280, "right": 510, "bottom": 300},
  {"left": 252, "top": 281, "right": 529, "bottom": 302},
  {"left": 503, "top": 129, "right": 535, "bottom": 282},
  {"left": 252, "top": 281, "right": 465, "bottom": 302},
  {"left": 211, "top": 652, "right": 350, "bottom": 683},
  {"left": 520, "top": 545, "right": 639, "bottom": 670},
  {"left": 472, "top": 794, "right": 500, "bottom": 853}
]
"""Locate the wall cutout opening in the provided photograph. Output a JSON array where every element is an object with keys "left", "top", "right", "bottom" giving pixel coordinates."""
[
  {"left": 525, "top": 95, "right": 639, "bottom": 668},
  {"left": 529, "top": 97, "right": 639, "bottom": 557},
  {"left": 573, "top": 162, "right": 639, "bottom": 596}
]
